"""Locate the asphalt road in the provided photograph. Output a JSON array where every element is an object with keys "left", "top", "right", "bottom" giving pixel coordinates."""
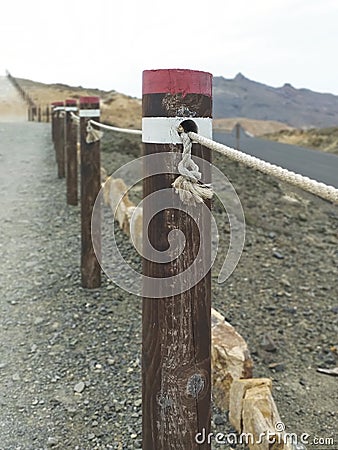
[{"left": 214, "top": 130, "right": 338, "bottom": 188}]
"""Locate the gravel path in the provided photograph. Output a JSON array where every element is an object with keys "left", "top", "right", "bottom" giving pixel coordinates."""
[
  {"left": 0, "top": 123, "right": 142, "bottom": 449},
  {"left": 0, "top": 122, "right": 337, "bottom": 450}
]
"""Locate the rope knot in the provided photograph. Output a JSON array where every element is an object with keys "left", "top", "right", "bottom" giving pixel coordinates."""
[
  {"left": 86, "top": 121, "right": 104, "bottom": 144},
  {"left": 172, "top": 130, "right": 213, "bottom": 206}
]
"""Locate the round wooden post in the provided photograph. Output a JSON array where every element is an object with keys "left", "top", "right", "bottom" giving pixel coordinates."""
[
  {"left": 37, "top": 106, "right": 41, "bottom": 122},
  {"left": 235, "top": 122, "right": 240, "bottom": 150},
  {"left": 65, "top": 99, "right": 78, "bottom": 206},
  {"left": 46, "top": 105, "right": 50, "bottom": 123},
  {"left": 142, "top": 69, "right": 212, "bottom": 449},
  {"left": 79, "top": 96, "right": 101, "bottom": 288},
  {"left": 54, "top": 102, "right": 65, "bottom": 178},
  {"left": 51, "top": 102, "right": 61, "bottom": 164}
]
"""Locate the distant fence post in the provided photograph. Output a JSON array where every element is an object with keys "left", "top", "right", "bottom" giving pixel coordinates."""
[
  {"left": 142, "top": 69, "right": 212, "bottom": 449},
  {"left": 65, "top": 99, "right": 78, "bottom": 206},
  {"left": 79, "top": 96, "right": 101, "bottom": 288},
  {"left": 56, "top": 102, "right": 66, "bottom": 178},
  {"left": 46, "top": 105, "right": 50, "bottom": 123},
  {"left": 37, "top": 106, "right": 41, "bottom": 122},
  {"left": 235, "top": 122, "right": 240, "bottom": 150}
]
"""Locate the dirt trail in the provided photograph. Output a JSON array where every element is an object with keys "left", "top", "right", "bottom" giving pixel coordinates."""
[{"left": 0, "top": 76, "right": 27, "bottom": 122}]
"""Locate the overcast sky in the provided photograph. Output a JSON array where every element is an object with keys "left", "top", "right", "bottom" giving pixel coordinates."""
[{"left": 1, "top": 0, "right": 337, "bottom": 98}]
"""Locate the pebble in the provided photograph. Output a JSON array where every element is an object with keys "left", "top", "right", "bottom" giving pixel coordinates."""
[
  {"left": 273, "top": 251, "right": 284, "bottom": 260},
  {"left": 214, "top": 414, "right": 225, "bottom": 425},
  {"left": 47, "top": 437, "right": 59, "bottom": 447},
  {"left": 134, "top": 399, "right": 142, "bottom": 407},
  {"left": 268, "top": 362, "right": 286, "bottom": 372},
  {"left": 261, "top": 334, "right": 277, "bottom": 352},
  {"left": 74, "top": 381, "right": 85, "bottom": 393}
]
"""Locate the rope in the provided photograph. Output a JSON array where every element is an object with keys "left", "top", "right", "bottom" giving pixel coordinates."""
[
  {"left": 70, "top": 111, "right": 80, "bottom": 124},
  {"left": 89, "top": 119, "right": 142, "bottom": 136},
  {"left": 187, "top": 132, "right": 338, "bottom": 204},
  {"left": 172, "top": 130, "right": 213, "bottom": 205}
]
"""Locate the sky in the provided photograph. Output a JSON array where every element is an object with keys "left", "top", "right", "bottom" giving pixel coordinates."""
[{"left": 0, "top": 0, "right": 337, "bottom": 98}]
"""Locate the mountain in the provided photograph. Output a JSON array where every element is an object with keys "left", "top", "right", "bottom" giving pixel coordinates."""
[{"left": 213, "top": 73, "right": 338, "bottom": 129}]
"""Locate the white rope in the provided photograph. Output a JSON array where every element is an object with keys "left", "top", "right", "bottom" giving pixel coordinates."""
[
  {"left": 172, "top": 130, "right": 213, "bottom": 205},
  {"left": 89, "top": 119, "right": 142, "bottom": 136},
  {"left": 86, "top": 122, "right": 104, "bottom": 144},
  {"left": 188, "top": 131, "right": 338, "bottom": 204},
  {"left": 70, "top": 111, "right": 80, "bottom": 124}
]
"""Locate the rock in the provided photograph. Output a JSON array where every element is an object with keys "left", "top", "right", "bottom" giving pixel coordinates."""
[
  {"left": 273, "top": 251, "right": 284, "bottom": 260},
  {"left": 229, "top": 378, "right": 291, "bottom": 450},
  {"left": 261, "top": 334, "right": 278, "bottom": 352},
  {"left": 134, "top": 399, "right": 142, "bottom": 407},
  {"left": 74, "top": 381, "right": 85, "bottom": 393},
  {"left": 268, "top": 362, "right": 286, "bottom": 372},
  {"left": 213, "top": 414, "right": 225, "bottom": 425},
  {"left": 47, "top": 437, "right": 59, "bottom": 447},
  {"left": 211, "top": 308, "right": 253, "bottom": 410}
]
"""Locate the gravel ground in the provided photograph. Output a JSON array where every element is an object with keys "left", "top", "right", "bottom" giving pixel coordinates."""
[{"left": 0, "top": 122, "right": 337, "bottom": 450}]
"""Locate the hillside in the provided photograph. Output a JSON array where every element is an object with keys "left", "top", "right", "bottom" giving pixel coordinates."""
[
  {"left": 6, "top": 74, "right": 338, "bottom": 138},
  {"left": 213, "top": 117, "right": 293, "bottom": 136},
  {"left": 213, "top": 73, "right": 338, "bottom": 128},
  {"left": 263, "top": 126, "right": 338, "bottom": 154},
  {"left": 17, "top": 78, "right": 142, "bottom": 129}
]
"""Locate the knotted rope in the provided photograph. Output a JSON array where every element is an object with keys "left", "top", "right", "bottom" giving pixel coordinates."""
[{"left": 172, "top": 128, "right": 213, "bottom": 206}]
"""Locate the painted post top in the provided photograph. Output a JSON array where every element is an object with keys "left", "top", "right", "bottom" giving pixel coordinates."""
[
  {"left": 79, "top": 96, "right": 100, "bottom": 105},
  {"left": 142, "top": 69, "right": 212, "bottom": 97}
]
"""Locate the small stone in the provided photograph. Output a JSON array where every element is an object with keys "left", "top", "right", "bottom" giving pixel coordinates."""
[
  {"left": 74, "top": 381, "right": 85, "bottom": 393},
  {"left": 47, "top": 437, "right": 58, "bottom": 447},
  {"left": 12, "top": 373, "right": 21, "bottom": 381},
  {"left": 130, "top": 433, "right": 138, "bottom": 439},
  {"left": 92, "top": 420, "right": 98, "bottom": 427},
  {"left": 32, "top": 398, "right": 39, "bottom": 406},
  {"left": 268, "top": 362, "right": 285, "bottom": 372},
  {"left": 214, "top": 414, "right": 225, "bottom": 425},
  {"left": 134, "top": 399, "right": 142, "bottom": 407},
  {"left": 261, "top": 334, "right": 277, "bottom": 352},
  {"left": 88, "top": 433, "right": 95, "bottom": 440},
  {"left": 273, "top": 251, "right": 284, "bottom": 260},
  {"left": 34, "top": 317, "right": 44, "bottom": 325}
]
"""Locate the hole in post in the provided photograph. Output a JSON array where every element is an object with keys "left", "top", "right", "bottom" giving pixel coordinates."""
[{"left": 179, "top": 119, "right": 198, "bottom": 133}]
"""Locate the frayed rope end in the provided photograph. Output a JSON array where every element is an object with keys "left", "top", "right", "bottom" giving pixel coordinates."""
[
  {"left": 172, "top": 176, "right": 213, "bottom": 206},
  {"left": 86, "top": 122, "right": 104, "bottom": 144}
]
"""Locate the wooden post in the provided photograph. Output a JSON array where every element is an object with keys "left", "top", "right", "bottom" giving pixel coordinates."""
[
  {"left": 142, "top": 69, "right": 212, "bottom": 449},
  {"left": 51, "top": 102, "right": 59, "bottom": 145},
  {"left": 235, "top": 122, "right": 240, "bottom": 150},
  {"left": 79, "top": 96, "right": 101, "bottom": 288},
  {"left": 46, "top": 105, "right": 50, "bottom": 123},
  {"left": 37, "top": 106, "right": 41, "bottom": 122},
  {"left": 28, "top": 107, "right": 31, "bottom": 122},
  {"left": 65, "top": 99, "right": 78, "bottom": 206},
  {"left": 55, "top": 102, "right": 65, "bottom": 178}
]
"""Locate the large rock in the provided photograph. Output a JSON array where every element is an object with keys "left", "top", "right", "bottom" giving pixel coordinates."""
[
  {"left": 211, "top": 308, "right": 253, "bottom": 410},
  {"left": 229, "top": 378, "right": 292, "bottom": 450}
]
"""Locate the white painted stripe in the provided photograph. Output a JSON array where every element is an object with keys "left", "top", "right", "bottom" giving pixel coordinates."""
[
  {"left": 142, "top": 117, "right": 212, "bottom": 144},
  {"left": 79, "top": 109, "right": 100, "bottom": 118},
  {"left": 64, "top": 106, "right": 78, "bottom": 112},
  {"left": 53, "top": 106, "right": 64, "bottom": 112}
]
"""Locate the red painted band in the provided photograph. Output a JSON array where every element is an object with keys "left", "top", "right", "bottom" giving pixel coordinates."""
[
  {"left": 80, "top": 96, "right": 100, "bottom": 104},
  {"left": 142, "top": 69, "right": 212, "bottom": 97},
  {"left": 51, "top": 101, "right": 64, "bottom": 106},
  {"left": 66, "top": 99, "right": 77, "bottom": 106}
]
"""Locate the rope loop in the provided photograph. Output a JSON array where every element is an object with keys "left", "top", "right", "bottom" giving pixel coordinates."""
[{"left": 172, "top": 130, "right": 213, "bottom": 206}]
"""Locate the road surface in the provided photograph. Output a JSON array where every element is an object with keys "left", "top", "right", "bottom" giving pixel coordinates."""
[{"left": 214, "top": 130, "right": 338, "bottom": 188}]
